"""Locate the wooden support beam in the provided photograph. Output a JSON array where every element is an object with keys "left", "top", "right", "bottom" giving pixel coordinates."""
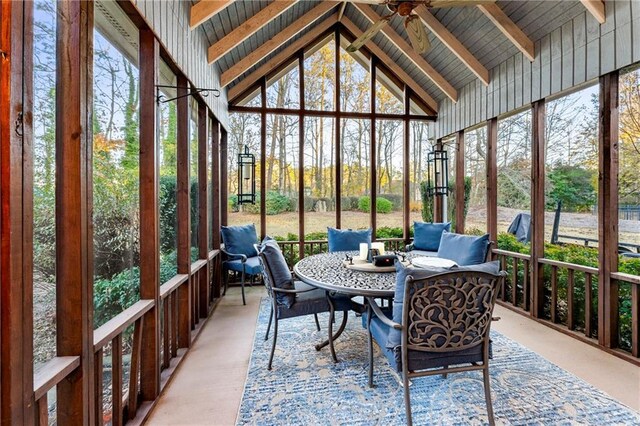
[
  {"left": 211, "top": 117, "right": 221, "bottom": 249},
  {"left": 487, "top": 118, "right": 498, "bottom": 243},
  {"left": 221, "top": 1, "right": 337, "bottom": 87},
  {"left": 370, "top": 57, "right": 377, "bottom": 238},
  {"left": 55, "top": 1, "right": 94, "bottom": 422},
  {"left": 176, "top": 76, "right": 191, "bottom": 349},
  {"left": 403, "top": 88, "right": 411, "bottom": 241},
  {"left": 341, "top": 17, "right": 438, "bottom": 113},
  {"left": 208, "top": 0, "right": 298, "bottom": 64},
  {"left": 414, "top": 5, "right": 489, "bottom": 85},
  {"left": 598, "top": 71, "right": 619, "bottom": 348},
  {"left": 228, "top": 12, "right": 339, "bottom": 103},
  {"left": 197, "top": 103, "right": 209, "bottom": 317},
  {"left": 298, "top": 52, "right": 306, "bottom": 257},
  {"left": 354, "top": 3, "right": 457, "bottom": 102},
  {"left": 260, "top": 79, "right": 267, "bottom": 240},
  {"left": 0, "top": 1, "right": 34, "bottom": 423},
  {"left": 531, "top": 100, "right": 546, "bottom": 318},
  {"left": 220, "top": 128, "right": 228, "bottom": 226},
  {"left": 190, "top": 0, "right": 235, "bottom": 30},
  {"left": 455, "top": 130, "right": 465, "bottom": 233},
  {"left": 138, "top": 28, "right": 160, "bottom": 403},
  {"left": 580, "top": 0, "right": 606, "bottom": 24},
  {"left": 477, "top": 3, "right": 535, "bottom": 62}
]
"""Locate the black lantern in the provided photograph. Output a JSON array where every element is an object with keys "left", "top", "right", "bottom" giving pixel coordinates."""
[
  {"left": 237, "top": 145, "right": 256, "bottom": 205},
  {"left": 427, "top": 147, "right": 449, "bottom": 196}
]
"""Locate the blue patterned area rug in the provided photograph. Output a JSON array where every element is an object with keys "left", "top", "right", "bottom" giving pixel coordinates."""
[{"left": 237, "top": 299, "right": 639, "bottom": 425}]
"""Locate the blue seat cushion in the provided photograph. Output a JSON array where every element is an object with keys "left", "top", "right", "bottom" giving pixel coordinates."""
[
  {"left": 258, "top": 239, "right": 295, "bottom": 307},
  {"left": 362, "top": 309, "right": 491, "bottom": 373},
  {"left": 221, "top": 224, "right": 259, "bottom": 257},
  {"left": 407, "top": 249, "right": 438, "bottom": 257},
  {"left": 437, "top": 231, "right": 491, "bottom": 266},
  {"left": 278, "top": 281, "right": 353, "bottom": 319},
  {"left": 413, "top": 222, "right": 451, "bottom": 251},
  {"left": 327, "top": 227, "right": 372, "bottom": 253},
  {"left": 225, "top": 256, "right": 262, "bottom": 275}
]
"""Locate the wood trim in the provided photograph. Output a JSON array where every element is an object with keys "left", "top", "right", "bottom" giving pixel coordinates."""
[
  {"left": 92, "top": 300, "right": 155, "bottom": 351},
  {"left": 531, "top": 100, "right": 546, "bottom": 318},
  {"left": 207, "top": 0, "right": 298, "bottom": 64},
  {"left": 260, "top": 78, "right": 267, "bottom": 240},
  {"left": 220, "top": 0, "right": 337, "bottom": 87},
  {"left": 486, "top": 118, "right": 498, "bottom": 242},
  {"left": 454, "top": 130, "right": 465, "bottom": 233},
  {"left": 298, "top": 51, "right": 305, "bottom": 257},
  {"left": 598, "top": 72, "right": 619, "bottom": 348},
  {"left": 477, "top": 3, "right": 535, "bottom": 62},
  {"left": 340, "top": 17, "right": 438, "bottom": 114},
  {"left": 198, "top": 103, "right": 209, "bottom": 259},
  {"left": 228, "top": 105, "right": 435, "bottom": 121},
  {"left": 353, "top": 3, "right": 457, "bottom": 102},
  {"left": 176, "top": 75, "right": 191, "bottom": 349},
  {"left": 54, "top": 1, "right": 94, "bottom": 422},
  {"left": 228, "top": 12, "right": 339, "bottom": 103},
  {"left": 370, "top": 57, "right": 377, "bottom": 238},
  {"left": 211, "top": 117, "right": 221, "bottom": 249},
  {"left": 190, "top": 0, "right": 236, "bottom": 30},
  {"left": 0, "top": 1, "right": 34, "bottom": 422},
  {"left": 403, "top": 87, "right": 411, "bottom": 241},
  {"left": 414, "top": 5, "right": 489, "bottom": 86},
  {"left": 580, "top": 0, "right": 606, "bottom": 24},
  {"left": 220, "top": 128, "right": 228, "bottom": 226},
  {"left": 138, "top": 28, "right": 160, "bottom": 402}
]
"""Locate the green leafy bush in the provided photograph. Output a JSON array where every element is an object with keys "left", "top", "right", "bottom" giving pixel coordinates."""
[
  {"left": 546, "top": 165, "right": 596, "bottom": 212},
  {"left": 243, "top": 191, "right": 293, "bottom": 215},
  {"left": 358, "top": 196, "right": 393, "bottom": 213}
]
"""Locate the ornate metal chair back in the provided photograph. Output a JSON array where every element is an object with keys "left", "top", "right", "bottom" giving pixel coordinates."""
[{"left": 402, "top": 271, "right": 502, "bottom": 353}]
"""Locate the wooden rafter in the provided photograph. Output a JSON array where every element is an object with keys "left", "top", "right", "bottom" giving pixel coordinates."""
[
  {"left": 341, "top": 17, "right": 438, "bottom": 113},
  {"left": 228, "top": 13, "right": 340, "bottom": 103},
  {"left": 208, "top": 0, "right": 298, "bottom": 64},
  {"left": 477, "top": 3, "right": 535, "bottom": 62},
  {"left": 414, "top": 5, "right": 489, "bottom": 85},
  {"left": 353, "top": 3, "right": 457, "bottom": 102},
  {"left": 221, "top": 1, "right": 338, "bottom": 88},
  {"left": 580, "top": 0, "right": 606, "bottom": 24},
  {"left": 190, "top": 0, "right": 236, "bottom": 30}
]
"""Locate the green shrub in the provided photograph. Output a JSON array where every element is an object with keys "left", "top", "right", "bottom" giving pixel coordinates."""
[
  {"left": 358, "top": 196, "right": 393, "bottom": 213},
  {"left": 376, "top": 226, "right": 403, "bottom": 239},
  {"left": 546, "top": 165, "right": 596, "bottom": 212},
  {"left": 242, "top": 191, "right": 293, "bottom": 215}
]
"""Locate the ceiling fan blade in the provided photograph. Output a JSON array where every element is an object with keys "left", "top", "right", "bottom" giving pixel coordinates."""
[
  {"left": 346, "top": 17, "right": 390, "bottom": 52},
  {"left": 404, "top": 15, "right": 430, "bottom": 54},
  {"left": 429, "top": 0, "right": 495, "bottom": 8}
]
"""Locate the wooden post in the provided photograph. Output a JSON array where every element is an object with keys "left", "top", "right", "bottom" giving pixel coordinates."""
[
  {"left": 455, "top": 130, "right": 465, "bottom": 233},
  {"left": 298, "top": 51, "right": 305, "bottom": 258},
  {"left": 487, "top": 118, "right": 498, "bottom": 242},
  {"left": 403, "top": 87, "right": 411, "bottom": 241},
  {"left": 220, "top": 127, "right": 228, "bottom": 226},
  {"left": 433, "top": 139, "right": 444, "bottom": 223},
  {"left": 334, "top": 30, "right": 342, "bottom": 231},
  {"left": 138, "top": 28, "right": 160, "bottom": 402},
  {"left": 0, "top": 1, "right": 35, "bottom": 423},
  {"left": 176, "top": 75, "right": 191, "bottom": 348},
  {"left": 260, "top": 78, "right": 266, "bottom": 239},
  {"left": 55, "top": 0, "right": 94, "bottom": 422},
  {"left": 598, "top": 71, "right": 619, "bottom": 348},
  {"left": 198, "top": 103, "right": 209, "bottom": 317},
  {"left": 531, "top": 100, "right": 546, "bottom": 318},
  {"left": 211, "top": 117, "right": 220, "bottom": 249},
  {"left": 370, "top": 57, "right": 377, "bottom": 238}
]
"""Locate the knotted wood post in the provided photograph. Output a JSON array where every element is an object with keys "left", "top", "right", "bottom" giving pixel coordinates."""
[{"left": 531, "top": 100, "right": 546, "bottom": 318}]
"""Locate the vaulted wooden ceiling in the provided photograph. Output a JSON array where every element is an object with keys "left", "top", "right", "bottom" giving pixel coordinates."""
[{"left": 189, "top": 0, "right": 606, "bottom": 111}]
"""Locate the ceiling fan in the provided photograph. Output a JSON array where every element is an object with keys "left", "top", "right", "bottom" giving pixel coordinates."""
[{"left": 346, "top": 0, "right": 495, "bottom": 54}]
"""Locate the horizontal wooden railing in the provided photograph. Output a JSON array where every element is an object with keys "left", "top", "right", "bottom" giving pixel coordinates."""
[
  {"left": 34, "top": 356, "right": 81, "bottom": 425},
  {"left": 492, "top": 248, "right": 639, "bottom": 365}
]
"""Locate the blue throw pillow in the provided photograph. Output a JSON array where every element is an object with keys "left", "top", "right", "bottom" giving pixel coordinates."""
[
  {"left": 258, "top": 239, "right": 296, "bottom": 308},
  {"left": 221, "top": 224, "right": 259, "bottom": 257},
  {"left": 437, "top": 231, "right": 491, "bottom": 266},
  {"left": 413, "top": 222, "right": 451, "bottom": 251},
  {"left": 327, "top": 227, "right": 372, "bottom": 252}
]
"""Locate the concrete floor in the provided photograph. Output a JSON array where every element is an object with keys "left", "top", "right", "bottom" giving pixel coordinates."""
[{"left": 146, "top": 286, "right": 639, "bottom": 425}]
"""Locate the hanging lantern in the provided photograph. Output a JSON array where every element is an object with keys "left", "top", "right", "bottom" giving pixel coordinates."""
[
  {"left": 427, "top": 147, "right": 449, "bottom": 196},
  {"left": 237, "top": 145, "right": 256, "bottom": 205}
]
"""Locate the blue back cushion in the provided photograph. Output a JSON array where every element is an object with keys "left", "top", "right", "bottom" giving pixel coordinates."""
[
  {"left": 387, "top": 260, "right": 500, "bottom": 348},
  {"left": 258, "top": 239, "right": 296, "bottom": 308},
  {"left": 221, "top": 224, "right": 259, "bottom": 257},
  {"left": 327, "top": 227, "right": 372, "bottom": 253},
  {"left": 437, "top": 231, "right": 491, "bottom": 266},
  {"left": 413, "top": 222, "right": 451, "bottom": 251}
]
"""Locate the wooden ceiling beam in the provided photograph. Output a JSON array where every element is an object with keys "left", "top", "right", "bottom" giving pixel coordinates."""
[
  {"left": 353, "top": 3, "right": 457, "bottom": 102},
  {"left": 208, "top": 0, "right": 299, "bottom": 64},
  {"left": 414, "top": 5, "right": 489, "bottom": 86},
  {"left": 228, "top": 13, "right": 339, "bottom": 103},
  {"left": 341, "top": 17, "right": 438, "bottom": 113},
  {"left": 221, "top": 1, "right": 338, "bottom": 88},
  {"left": 190, "top": 0, "right": 235, "bottom": 30},
  {"left": 477, "top": 3, "right": 535, "bottom": 62},
  {"left": 580, "top": 0, "right": 606, "bottom": 24}
]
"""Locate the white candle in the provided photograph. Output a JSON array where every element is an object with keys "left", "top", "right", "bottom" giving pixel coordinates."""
[
  {"left": 371, "top": 242, "right": 385, "bottom": 255},
  {"left": 359, "top": 243, "right": 369, "bottom": 260}
]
